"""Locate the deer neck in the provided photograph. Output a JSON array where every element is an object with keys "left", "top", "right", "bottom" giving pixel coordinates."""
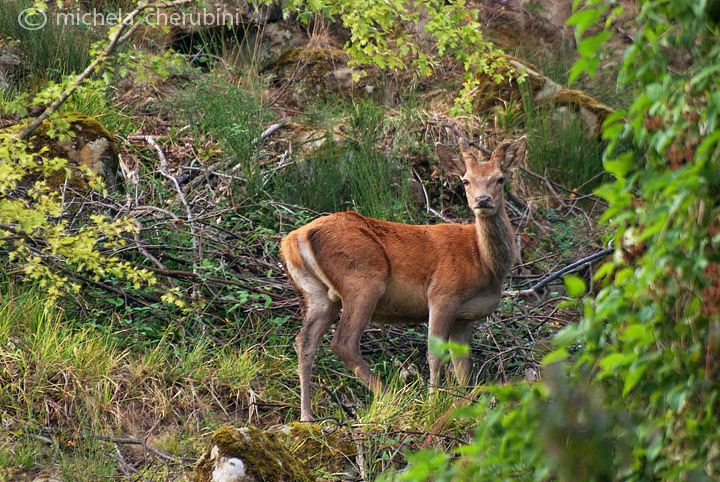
[{"left": 474, "top": 201, "right": 516, "bottom": 279}]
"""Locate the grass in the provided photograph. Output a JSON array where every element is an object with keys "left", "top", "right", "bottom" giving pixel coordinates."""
[
  {"left": 273, "top": 99, "right": 415, "bottom": 221},
  {"left": 521, "top": 89, "right": 607, "bottom": 192},
  {"left": 59, "top": 81, "right": 136, "bottom": 137},
  {"left": 173, "top": 73, "right": 272, "bottom": 196},
  {"left": 0, "top": 280, "right": 291, "bottom": 481},
  {"left": 0, "top": 0, "right": 95, "bottom": 93},
  {"left": 0, "top": 279, "right": 477, "bottom": 480}
]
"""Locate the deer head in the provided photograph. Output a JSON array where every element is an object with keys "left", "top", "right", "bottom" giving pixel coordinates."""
[{"left": 436, "top": 137, "right": 527, "bottom": 216}]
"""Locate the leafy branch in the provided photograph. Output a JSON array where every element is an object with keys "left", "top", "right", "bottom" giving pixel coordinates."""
[{"left": 14, "top": 0, "right": 193, "bottom": 141}]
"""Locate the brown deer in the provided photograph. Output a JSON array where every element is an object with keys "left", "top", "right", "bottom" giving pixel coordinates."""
[{"left": 280, "top": 136, "right": 526, "bottom": 421}]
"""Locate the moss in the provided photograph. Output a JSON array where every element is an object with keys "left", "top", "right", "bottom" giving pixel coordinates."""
[
  {"left": 195, "top": 424, "right": 359, "bottom": 482},
  {"left": 273, "top": 47, "right": 380, "bottom": 106},
  {"left": 276, "top": 47, "right": 349, "bottom": 86},
  {"left": 194, "top": 426, "right": 314, "bottom": 482},
  {"left": 22, "top": 112, "right": 118, "bottom": 190},
  {"left": 272, "top": 423, "right": 357, "bottom": 477},
  {"left": 277, "top": 47, "right": 349, "bottom": 68},
  {"left": 553, "top": 89, "right": 614, "bottom": 119},
  {"left": 471, "top": 53, "right": 545, "bottom": 113}
]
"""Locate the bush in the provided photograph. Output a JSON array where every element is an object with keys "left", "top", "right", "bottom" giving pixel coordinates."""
[{"left": 386, "top": 0, "right": 720, "bottom": 480}]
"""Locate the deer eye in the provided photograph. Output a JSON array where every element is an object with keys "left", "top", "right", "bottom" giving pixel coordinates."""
[
  {"left": 497, "top": 177, "right": 505, "bottom": 184},
  {"left": 462, "top": 179, "right": 470, "bottom": 186}
]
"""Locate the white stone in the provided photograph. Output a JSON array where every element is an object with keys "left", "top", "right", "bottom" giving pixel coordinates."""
[{"left": 212, "top": 456, "right": 247, "bottom": 482}]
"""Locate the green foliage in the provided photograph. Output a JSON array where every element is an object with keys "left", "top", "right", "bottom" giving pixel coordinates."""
[
  {"left": 274, "top": 100, "right": 413, "bottom": 221},
  {"left": 390, "top": 0, "right": 720, "bottom": 480},
  {"left": 279, "top": 0, "right": 518, "bottom": 114},
  {"left": 0, "top": 118, "right": 156, "bottom": 306}
]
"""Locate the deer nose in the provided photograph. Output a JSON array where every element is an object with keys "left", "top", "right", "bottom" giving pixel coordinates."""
[{"left": 475, "top": 196, "right": 492, "bottom": 208}]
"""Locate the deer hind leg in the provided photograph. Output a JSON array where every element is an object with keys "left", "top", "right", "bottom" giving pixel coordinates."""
[
  {"left": 330, "top": 282, "right": 386, "bottom": 393},
  {"left": 295, "top": 280, "right": 340, "bottom": 422}
]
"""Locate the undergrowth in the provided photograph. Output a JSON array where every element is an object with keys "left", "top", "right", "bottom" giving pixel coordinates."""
[
  {"left": 0, "top": 4, "right": 616, "bottom": 479},
  {"left": 0, "top": 0, "right": 95, "bottom": 92},
  {"left": 273, "top": 99, "right": 415, "bottom": 221},
  {"left": 521, "top": 90, "right": 606, "bottom": 192}
]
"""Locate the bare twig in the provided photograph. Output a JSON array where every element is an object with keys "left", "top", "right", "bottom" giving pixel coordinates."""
[
  {"left": 97, "top": 435, "right": 189, "bottom": 463},
  {"left": 504, "top": 247, "right": 614, "bottom": 297},
  {"left": 147, "top": 135, "right": 201, "bottom": 283},
  {"left": 412, "top": 167, "right": 430, "bottom": 214}
]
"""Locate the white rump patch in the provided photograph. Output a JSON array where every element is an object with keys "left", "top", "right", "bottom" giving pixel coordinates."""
[{"left": 288, "top": 237, "right": 340, "bottom": 303}]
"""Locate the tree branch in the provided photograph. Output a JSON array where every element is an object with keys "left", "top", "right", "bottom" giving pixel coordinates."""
[
  {"left": 14, "top": 0, "right": 193, "bottom": 141},
  {"left": 504, "top": 248, "right": 614, "bottom": 297}
]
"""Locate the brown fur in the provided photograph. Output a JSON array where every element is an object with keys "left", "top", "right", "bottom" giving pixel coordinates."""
[{"left": 281, "top": 137, "right": 527, "bottom": 421}]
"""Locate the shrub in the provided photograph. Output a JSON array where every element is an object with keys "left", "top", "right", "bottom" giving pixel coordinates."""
[{"left": 385, "top": 0, "right": 720, "bottom": 479}]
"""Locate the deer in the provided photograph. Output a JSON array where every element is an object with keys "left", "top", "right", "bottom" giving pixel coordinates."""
[{"left": 280, "top": 136, "right": 527, "bottom": 421}]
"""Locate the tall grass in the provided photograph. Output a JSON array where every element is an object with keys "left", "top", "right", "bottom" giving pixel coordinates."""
[
  {"left": 0, "top": 0, "right": 95, "bottom": 92},
  {"left": 175, "top": 75, "right": 271, "bottom": 196},
  {"left": 0, "top": 279, "right": 282, "bottom": 479},
  {"left": 60, "top": 82, "right": 136, "bottom": 136},
  {"left": 521, "top": 90, "right": 606, "bottom": 192},
  {"left": 274, "top": 100, "right": 414, "bottom": 221}
]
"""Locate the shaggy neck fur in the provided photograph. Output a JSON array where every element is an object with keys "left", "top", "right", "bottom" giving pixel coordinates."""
[{"left": 474, "top": 201, "right": 516, "bottom": 279}]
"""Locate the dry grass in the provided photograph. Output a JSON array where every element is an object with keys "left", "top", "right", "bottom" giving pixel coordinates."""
[{"left": 0, "top": 281, "right": 287, "bottom": 481}]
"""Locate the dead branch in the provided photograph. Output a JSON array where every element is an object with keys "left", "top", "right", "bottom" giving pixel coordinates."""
[
  {"left": 98, "top": 435, "right": 189, "bottom": 463},
  {"left": 505, "top": 247, "right": 614, "bottom": 297}
]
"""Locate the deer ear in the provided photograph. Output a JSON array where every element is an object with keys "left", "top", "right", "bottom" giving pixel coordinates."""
[
  {"left": 458, "top": 137, "right": 479, "bottom": 166},
  {"left": 492, "top": 136, "right": 527, "bottom": 172},
  {"left": 435, "top": 143, "right": 466, "bottom": 177}
]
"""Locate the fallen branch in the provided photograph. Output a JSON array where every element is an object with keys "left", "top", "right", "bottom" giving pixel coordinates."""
[
  {"left": 504, "top": 247, "right": 614, "bottom": 297},
  {"left": 98, "top": 435, "right": 190, "bottom": 463}
]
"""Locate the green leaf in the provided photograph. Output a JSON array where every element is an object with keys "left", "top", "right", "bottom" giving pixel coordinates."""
[
  {"left": 542, "top": 347, "right": 568, "bottom": 365},
  {"left": 604, "top": 152, "right": 634, "bottom": 179},
  {"left": 577, "top": 31, "right": 612, "bottom": 57},
  {"left": 552, "top": 324, "right": 580, "bottom": 347},
  {"left": 566, "top": 8, "right": 601, "bottom": 37},
  {"left": 564, "top": 275, "right": 587, "bottom": 297},
  {"left": 568, "top": 58, "right": 589, "bottom": 85},
  {"left": 622, "top": 362, "right": 647, "bottom": 397},
  {"left": 599, "top": 352, "right": 636, "bottom": 374},
  {"left": 667, "top": 386, "right": 687, "bottom": 412}
]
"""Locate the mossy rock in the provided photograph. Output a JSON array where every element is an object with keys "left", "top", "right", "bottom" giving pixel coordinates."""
[
  {"left": 273, "top": 47, "right": 379, "bottom": 106},
  {"left": 471, "top": 53, "right": 549, "bottom": 113},
  {"left": 468, "top": 54, "right": 613, "bottom": 136},
  {"left": 24, "top": 112, "right": 119, "bottom": 191},
  {"left": 194, "top": 426, "right": 314, "bottom": 482},
  {"left": 268, "top": 423, "right": 357, "bottom": 479},
  {"left": 276, "top": 47, "right": 350, "bottom": 77},
  {"left": 195, "top": 424, "right": 358, "bottom": 482}
]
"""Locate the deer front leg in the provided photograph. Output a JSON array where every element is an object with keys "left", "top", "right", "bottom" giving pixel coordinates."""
[
  {"left": 427, "top": 302, "right": 458, "bottom": 391},
  {"left": 449, "top": 319, "right": 475, "bottom": 387}
]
